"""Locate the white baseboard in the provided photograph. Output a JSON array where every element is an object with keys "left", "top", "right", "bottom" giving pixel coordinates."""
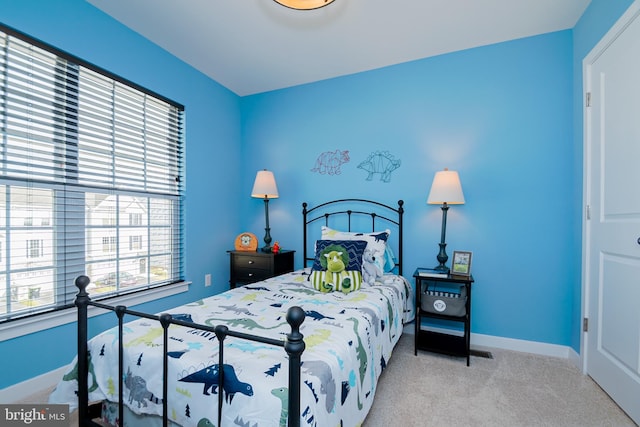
[
  {"left": 470, "top": 332, "right": 571, "bottom": 358},
  {"left": 0, "top": 366, "right": 67, "bottom": 404},
  {"left": 403, "top": 323, "right": 582, "bottom": 369}
]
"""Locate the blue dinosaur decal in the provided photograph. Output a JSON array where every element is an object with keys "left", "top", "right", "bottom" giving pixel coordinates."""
[
  {"left": 167, "top": 350, "right": 188, "bottom": 359},
  {"left": 179, "top": 364, "right": 253, "bottom": 403},
  {"left": 170, "top": 313, "right": 194, "bottom": 323},
  {"left": 243, "top": 285, "right": 271, "bottom": 291},
  {"left": 304, "top": 310, "right": 335, "bottom": 321}
]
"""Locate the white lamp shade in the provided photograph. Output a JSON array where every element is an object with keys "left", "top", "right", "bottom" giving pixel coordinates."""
[
  {"left": 427, "top": 169, "right": 465, "bottom": 205},
  {"left": 251, "top": 170, "right": 279, "bottom": 199}
]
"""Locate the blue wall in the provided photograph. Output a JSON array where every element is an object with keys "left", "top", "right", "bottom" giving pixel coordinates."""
[
  {"left": 0, "top": 0, "right": 635, "bottom": 390},
  {"left": 241, "top": 31, "right": 575, "bottom": 346}
]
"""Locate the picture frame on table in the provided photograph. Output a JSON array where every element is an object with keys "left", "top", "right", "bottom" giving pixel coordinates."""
[{"left": 451, "top": 250, "right": 472, "bottom": 276}]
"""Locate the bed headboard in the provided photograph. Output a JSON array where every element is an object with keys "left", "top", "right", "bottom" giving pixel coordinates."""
[{"left": 302, "top": 199, "right": 405, "bottom": 275}]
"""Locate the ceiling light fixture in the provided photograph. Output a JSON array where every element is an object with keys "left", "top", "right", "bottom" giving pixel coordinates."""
[{"left": 273, "top": 0, "right": 336, "bottom": 10}]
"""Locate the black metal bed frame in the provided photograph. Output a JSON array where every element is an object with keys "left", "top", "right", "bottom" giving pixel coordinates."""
[
  {"left": 73, "top": 198, "right": 404, "bottom": 427},
  {"left": 74, "top": 275, "right": 306, "bottom": 427},
  {"left": 302, "top": 199, "right": 405, "bottom": 275}
]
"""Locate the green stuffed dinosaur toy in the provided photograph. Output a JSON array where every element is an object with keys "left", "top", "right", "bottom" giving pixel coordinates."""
[{"left": 317, "top": 244, "right": 361, "bottom": 294}]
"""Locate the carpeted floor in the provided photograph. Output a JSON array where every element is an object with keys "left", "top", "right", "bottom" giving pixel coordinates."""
[
  {"left": 21, "top": 333, "right": 636, "bottom": 426},
  {"left": 363, "top": 334, "right": 636, "bottom": 426}
]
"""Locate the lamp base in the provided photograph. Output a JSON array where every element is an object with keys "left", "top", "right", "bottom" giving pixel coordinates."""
[
  {"left": 433, "top": 205, "right": 450, "bottom": 274},
  {"left": 435, "top": 241, "right": 449, "bottom": 272},
  {"left": 261, "top": 199, "right": 273, "bottom": 253},
  {"left": 433, "top": 264, "right": 449, "bottom": 273}
]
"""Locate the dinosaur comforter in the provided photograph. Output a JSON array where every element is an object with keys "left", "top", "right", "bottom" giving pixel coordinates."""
[{"left": 49, "top": 269, "right": 414, "bottom": 427}]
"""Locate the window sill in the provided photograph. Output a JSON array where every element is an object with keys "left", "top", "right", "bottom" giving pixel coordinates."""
[{"left": 0, "top": 281, "right": 191, "bottom": 341}]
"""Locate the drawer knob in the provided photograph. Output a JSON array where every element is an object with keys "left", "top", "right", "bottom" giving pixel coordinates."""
[
  {"left": 248, "top": 260, "right": 254, "bottom": 264},
  {"left": 248, "top": 273, "right": 254, "bottom": 277}
]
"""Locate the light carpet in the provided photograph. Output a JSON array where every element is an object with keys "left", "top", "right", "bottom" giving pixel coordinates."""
[{"left": 363, "top": 333, "right": 636, "bottom": 427}]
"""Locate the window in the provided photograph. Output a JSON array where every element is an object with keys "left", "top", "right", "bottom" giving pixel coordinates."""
[
  {"left": 102, "top": 236, "right": 117, "bottom": 253},
  {"left": 129, "top": 213, "right": 142, "bottom": 226},
  {"left": 129, "top": 235, "right": 143, "bottom": 251},
  {"left": 26, "top": 239, "right": 44, "bottom": 259},
  {"left": 0, "top": 25, "right": 185, "bottom": 321}
]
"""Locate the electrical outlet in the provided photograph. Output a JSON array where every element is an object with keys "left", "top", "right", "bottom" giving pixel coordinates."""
[{"left": 205, "top": 274, "right": 211, "bottom": 287}]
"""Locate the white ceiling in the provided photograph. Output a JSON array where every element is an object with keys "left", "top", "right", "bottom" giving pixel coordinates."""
[{"left": 87, "top": 0, "right": 591, "bottom": 96}]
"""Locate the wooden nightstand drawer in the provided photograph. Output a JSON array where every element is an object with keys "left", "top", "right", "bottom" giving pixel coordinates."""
[
  {"left": 228, "top": 250, "right": 295, "bottom": 288},
  {"left": 232, "top": 255, "right": 270, "bottom": 271},
  {"left": 234, "top": 268, "right": 271, "bottom": 283}
]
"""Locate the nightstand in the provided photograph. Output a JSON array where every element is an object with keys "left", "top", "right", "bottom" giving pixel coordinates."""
[
  {"left": 413, "top": 269, "right": 474, "bottom": 366},
  {"left": 228, "top": 250, "right": 295, "bottom": 289}
]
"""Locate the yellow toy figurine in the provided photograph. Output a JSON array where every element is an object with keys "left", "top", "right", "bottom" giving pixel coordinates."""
[{"left": 272, "top": 241, "right": 280, "bottom": 254}]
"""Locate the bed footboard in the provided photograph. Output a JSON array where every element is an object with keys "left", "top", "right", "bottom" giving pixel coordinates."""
[{"left": 74, "top": 275, "right": 305, "bottom": 427}]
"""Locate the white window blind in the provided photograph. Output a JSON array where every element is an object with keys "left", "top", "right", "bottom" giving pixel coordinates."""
[{"left": 0, "top": 25, "right": 185, "bottom": 322}]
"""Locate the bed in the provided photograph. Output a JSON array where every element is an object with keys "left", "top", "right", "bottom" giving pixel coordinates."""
[{"left": 49, "top": 199, "right": 414, "bottom": 427}]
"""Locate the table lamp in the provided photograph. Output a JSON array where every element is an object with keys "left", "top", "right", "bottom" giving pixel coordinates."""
[
  {"left": 427, "top": 168, "right": 465, "bottom": 272},
  {"left": 251, "top": 170, "right": 279, "bottom": 252}
]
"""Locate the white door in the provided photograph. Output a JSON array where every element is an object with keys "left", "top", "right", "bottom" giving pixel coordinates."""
[{"left": 584, "top": 2, "right": 640, "bottom": 424}]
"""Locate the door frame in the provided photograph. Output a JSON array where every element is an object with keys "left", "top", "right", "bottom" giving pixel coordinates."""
[{"left": 581, "top": 0, "right": 640, "bottom": 374}]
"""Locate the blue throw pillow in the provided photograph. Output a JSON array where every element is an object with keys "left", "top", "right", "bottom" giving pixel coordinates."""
[
  {"left": 311, "top": 240, "right": 368, "bottom": 272},
  {"left": 321, "top": 226, "right": 390, "bottom": 275}
]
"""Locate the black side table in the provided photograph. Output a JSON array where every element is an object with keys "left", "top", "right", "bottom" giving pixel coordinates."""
[
  {"left": 414, "top": 269, "right": 474, "bottom": 366},
  {"left": 228, "top": 250, "right": 295, "bottom": 288}
]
